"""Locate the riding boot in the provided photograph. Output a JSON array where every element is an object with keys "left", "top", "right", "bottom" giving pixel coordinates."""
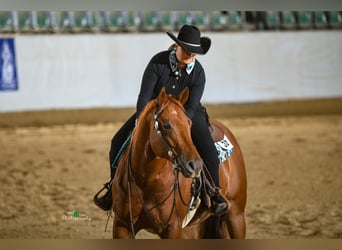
[
  {"left": 210, "top": 187, "right": 228, "bottom": 217},
  {"left": 93, "top": 166, "right": 117, "bottom": 211},
  {"left": 93, "top": 181, "right": 113, "bottom": 211},
  {"left": 206, "top": 165, "right": 228, "bottom": 216}
]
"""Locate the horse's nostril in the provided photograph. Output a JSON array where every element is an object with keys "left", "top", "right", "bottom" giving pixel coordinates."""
[
  {"left": 179, "top": 158, "right": 202, "bottom": 178},
  {"left": 187, "top": 160, "right": 202, "bottom": 175},
  {"left": 187, "top": 160, "right": 196, "bottom": 173}
]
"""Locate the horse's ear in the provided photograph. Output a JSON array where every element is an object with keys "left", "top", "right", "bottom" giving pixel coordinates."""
[
  {"left": 178, "top": 87, "right": 189, "bottom": 105},
  {"left": 158, "top": 87, "right": 167, "bottom": 102}
]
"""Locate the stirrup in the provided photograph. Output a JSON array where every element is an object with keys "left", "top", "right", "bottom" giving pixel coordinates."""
[{"left": 93, "top": 182, "right": 113, "bottom": 211}]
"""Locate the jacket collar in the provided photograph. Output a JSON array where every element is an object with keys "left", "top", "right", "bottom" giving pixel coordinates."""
[{"left": 169, "top": 50, "right": 195, "bottom": 76}]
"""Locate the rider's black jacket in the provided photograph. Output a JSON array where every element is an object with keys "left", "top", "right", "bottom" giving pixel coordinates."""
[
  {"left": 110, "top": 49, "right": 220, "bottom": 185},
  {"left": 137, "top": 50, "right": 206, "bottom": 119}
]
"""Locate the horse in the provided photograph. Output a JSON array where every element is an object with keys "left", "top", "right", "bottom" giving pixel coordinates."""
[{"left": 111, "top": 87, "right": 247, "bottom": 239}]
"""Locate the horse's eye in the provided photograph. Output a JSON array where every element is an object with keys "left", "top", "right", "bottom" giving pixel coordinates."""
[{"left": 162, "top": 121, "right": 172, "bottom": 131}]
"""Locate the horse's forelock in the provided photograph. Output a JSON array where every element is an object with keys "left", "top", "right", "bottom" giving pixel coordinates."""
[
  {"left": 159, "top": 96, "right": 186, "bottom": 117},
  {"left": 139, "top": 94, "right": 186, "bottom": 125}
]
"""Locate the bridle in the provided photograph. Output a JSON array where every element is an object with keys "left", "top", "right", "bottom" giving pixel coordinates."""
[
  {"left": 153, "top": 102, "right": 176, "bottom": 161},
  {"left": 153, "top": 101, "right": 184, "bottom": 167}
]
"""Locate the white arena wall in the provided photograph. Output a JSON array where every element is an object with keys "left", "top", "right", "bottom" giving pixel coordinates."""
[{"left": 0, "top": 31, "right": 342, "bottom": 112}]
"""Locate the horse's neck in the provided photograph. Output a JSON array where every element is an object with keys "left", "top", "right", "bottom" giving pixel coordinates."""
[
  {"left": 129, "top": 111, "right": 192, "bottom": 204},
  {"left": 130, "top": 117, "right": 155, "bottom": 166},
  {"left": 132, "top": 114, "right": 178, "bottom": 181}
]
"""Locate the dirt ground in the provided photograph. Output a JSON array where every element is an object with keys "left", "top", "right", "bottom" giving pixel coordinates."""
[{"left": 0, "top": 98, "right": 341, "bottom": 239}]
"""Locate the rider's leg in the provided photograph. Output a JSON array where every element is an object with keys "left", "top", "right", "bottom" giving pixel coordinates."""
[
  {"left": 109, "top": 113, "right": 137, "bottom": 178},
  {"left": 94, "top": 113, "right": 136, "bottom": 211},
  {"left": 190, "top": 107, "right": 228, "bottom": 216}
]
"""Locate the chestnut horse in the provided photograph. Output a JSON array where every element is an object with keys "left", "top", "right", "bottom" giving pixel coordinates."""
[{"left": 111, "top": 87, "right": 247, "bottom": 239}]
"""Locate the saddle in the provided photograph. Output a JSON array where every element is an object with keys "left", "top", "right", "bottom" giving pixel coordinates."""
[
  {"left": 211, "top": 121, "right": 234, "bottom": 162},
  {"left": 209, "top": 121, "right": 224, "bottom": 142}
]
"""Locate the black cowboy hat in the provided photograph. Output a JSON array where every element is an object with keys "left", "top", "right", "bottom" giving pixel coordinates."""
[{"left": 167, "top": 25, "right": 211, "bottom": 55}]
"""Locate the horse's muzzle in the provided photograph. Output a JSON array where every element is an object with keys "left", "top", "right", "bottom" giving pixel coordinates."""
[{"left": 177, "top": 157, "right": 202, "bottom": 178}]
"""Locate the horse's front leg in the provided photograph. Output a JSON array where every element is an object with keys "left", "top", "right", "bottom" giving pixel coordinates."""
[
  {"left": 159, "top": 227, "right": 183, "bottom": 239},
  {"left": 113, "top": 216, "right": 135, "bottom": 239},
  {"left": 159, "top": 221, "right": 192, "bottom": 239}
]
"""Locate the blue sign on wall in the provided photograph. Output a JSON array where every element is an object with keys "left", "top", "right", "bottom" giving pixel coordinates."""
[{"left": 0, "top": 38, "right": 18, "bottom": 91}]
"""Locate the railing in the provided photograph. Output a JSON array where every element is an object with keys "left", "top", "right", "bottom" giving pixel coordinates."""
[{"left": 0, "top": 11, "right": 341, "bottom": 34}]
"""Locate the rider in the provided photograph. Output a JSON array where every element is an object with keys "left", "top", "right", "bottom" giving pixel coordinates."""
[{"left": 94, "top": 24, "right": 228, "bottom": 217}]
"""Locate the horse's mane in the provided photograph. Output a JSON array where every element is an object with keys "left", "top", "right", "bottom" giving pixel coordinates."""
[{"left": 138, "top": 99, "right": 157, "bottom": 124}]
